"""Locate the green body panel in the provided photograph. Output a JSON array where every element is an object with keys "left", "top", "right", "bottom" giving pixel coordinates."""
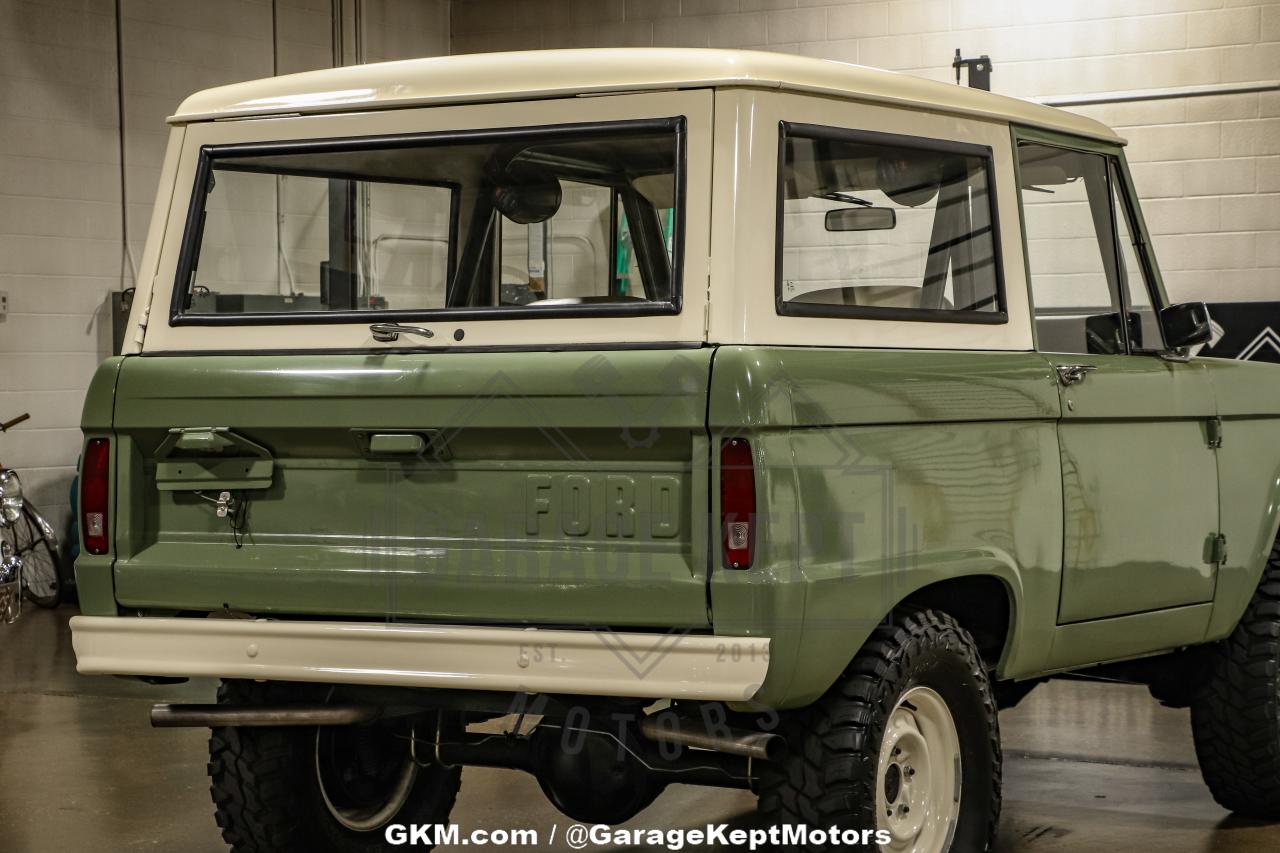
[
  {"left": 1050, "top": 353, "right": 1219, "bottom": 623},
  {"left": 1201, "top": 357, "right": 1280, "bottom": 641},
  {"left": 75, "top": 358, "right": 124, "bottom": 616},
  {"left": 707, "top": 347, "right": 1065, "bottom": 708},
  {"left": 707, "top": 347, "right": 1062, "bottom": 427},
  {"left": 104, "top": 350, "right": 714, "bottom": 628},
  {"left": 1045, "top": 602, "right": 1214, "bottom": 672},
  {"left": 82, "top": 358, "right": 123, "bottom": 431},
  {"left": 706, "top": 345, "right": 1280, "bottom": 708}
]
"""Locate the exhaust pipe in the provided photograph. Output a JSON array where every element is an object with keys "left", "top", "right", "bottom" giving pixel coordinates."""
[
  {"left": 639, "top": 716, "right": 785, "bottom": 762},
  {"left": 151, "top": 704, "right": 784, "bottom": 764},
  {"left": 150, "top": 703, "right": 381, "bottom": 728}
]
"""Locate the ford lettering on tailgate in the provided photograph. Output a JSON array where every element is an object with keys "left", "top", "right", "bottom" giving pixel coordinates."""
[{"left": 524, "top": 473, "right": 682, "bottom": 539}]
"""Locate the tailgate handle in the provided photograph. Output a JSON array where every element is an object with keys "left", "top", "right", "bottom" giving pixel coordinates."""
[
  {"left": 353, "top": 429, "right": 451, "bottom": 461},
  {"left": 154, "top": 427, "right": 274, "bottom": 492},
  {"left": 368, "top": 433, "right": 425, "bottom": 455}
]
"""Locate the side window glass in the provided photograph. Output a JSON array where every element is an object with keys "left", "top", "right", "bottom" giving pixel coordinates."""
[
  {"left": 1110, "top": 164, "right": 1164, "bottom": 352},
  {"left": 1018, "top": 143, "right": 1125, "bottom": 355},
  {"left": 778, "top": 126, "right": 1004, "bottom": 322}
]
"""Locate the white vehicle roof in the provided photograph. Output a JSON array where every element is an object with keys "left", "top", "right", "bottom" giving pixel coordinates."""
[{"left": 170, "top": 47, "right": 1121, "bottom": 144}]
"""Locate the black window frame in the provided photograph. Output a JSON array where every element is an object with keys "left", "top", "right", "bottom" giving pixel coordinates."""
[
  {"left": 1107, "top": 157, "right": 1167, "bottom": 353},
  {"left": 775, "top": 121, "right": 1009, "bottom": 326},
  {"left": 1015, "top": 137, "right": 1168, "bottom": 357},
  {"left": 169, "top": 117, "right": 686, "bottom": 327}
]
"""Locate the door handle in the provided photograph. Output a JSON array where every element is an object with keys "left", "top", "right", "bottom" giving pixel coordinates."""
[
  {"left": 370, "top": 323, "right": 434, "bottom": 343},
  {"left": 1055, "top": 364, "right": 1097, "bottom": 386}
]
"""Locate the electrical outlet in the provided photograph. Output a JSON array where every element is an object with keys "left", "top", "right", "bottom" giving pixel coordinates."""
[{"left": 0, "top": 291, "right": 8, "bottom": 316}]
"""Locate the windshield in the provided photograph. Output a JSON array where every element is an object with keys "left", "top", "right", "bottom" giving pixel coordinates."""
[{"left": 173, "top": 119, "right": 683, "bottom": 323}]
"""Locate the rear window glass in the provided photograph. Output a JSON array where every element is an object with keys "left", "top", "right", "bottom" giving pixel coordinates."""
[
  {"left": 172, "top": 119, "right": 683, "bottom": 324},
  {"left": 777, "top": 123, "right": 1005, "bottom": 324}
]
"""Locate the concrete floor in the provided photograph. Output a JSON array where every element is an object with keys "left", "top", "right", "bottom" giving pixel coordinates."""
[{"left": 2, "top": 607, "right": 1277, "bottom": 852}]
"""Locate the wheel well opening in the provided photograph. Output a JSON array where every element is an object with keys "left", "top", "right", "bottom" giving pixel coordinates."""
[{"left": 902, "top": 576, "right": 1011, "bottom": 667}]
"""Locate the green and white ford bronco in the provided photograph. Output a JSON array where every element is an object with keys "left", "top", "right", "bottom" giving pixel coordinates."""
[{"left": 71, "top": 48, "right": 1280, "bottom": 853}]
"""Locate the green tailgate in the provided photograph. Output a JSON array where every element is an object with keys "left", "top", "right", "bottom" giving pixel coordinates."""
[{"left": 105, "top": 349, "right": 713, "bottom": 629}]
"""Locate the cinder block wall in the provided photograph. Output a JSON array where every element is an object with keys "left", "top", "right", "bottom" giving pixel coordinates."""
[
  {"left": 451, "top": 0, "right": 1280, "bottom": 307},
  {"left": 0, "top": 0, "right": 447, "bottom": 533}
]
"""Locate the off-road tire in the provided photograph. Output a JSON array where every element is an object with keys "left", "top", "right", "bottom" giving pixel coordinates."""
[
  {"left": 1191, "top": 544, "right": 1280, "bottom": 819},
  {"left": 208, "top": 680, "right": 461, "bottom": 853},
  {"left": 758, "top": 608, "right": 1001, "bottom": 852}
]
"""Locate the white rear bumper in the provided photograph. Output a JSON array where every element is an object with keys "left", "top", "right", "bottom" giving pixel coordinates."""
[{"left": 70, "top": 616, "right": 770, "bottom": 702}]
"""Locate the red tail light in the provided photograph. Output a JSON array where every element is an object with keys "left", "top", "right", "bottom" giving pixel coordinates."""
[
  {"left": 721, "top": 437, "right": 756, "bottom": 569},
  {"left": 81, "top": 438, "right": 110, "bottom": 555}
]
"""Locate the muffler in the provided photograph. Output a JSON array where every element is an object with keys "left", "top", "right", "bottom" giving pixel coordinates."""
[{"left": 150, "top": 703, "right": 381, "bottom": 728}]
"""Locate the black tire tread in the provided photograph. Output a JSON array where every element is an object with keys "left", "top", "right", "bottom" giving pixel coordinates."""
[
  {"left": 1191, "top": 541, "right": 1280, "bottom": 819},
  {"left": 208, "top": 680, "right": 461, "bottom": 853},
  {"left": 758, "top": 608, "right": 1001, "bottom": 851},
  {"left": 209, "top": 680, "right": 311, "bottom": 853}
]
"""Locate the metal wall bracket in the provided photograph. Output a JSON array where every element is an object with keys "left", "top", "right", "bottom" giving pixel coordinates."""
[{"left": 953, "top": 49, "right": 993, "bottom": 91}]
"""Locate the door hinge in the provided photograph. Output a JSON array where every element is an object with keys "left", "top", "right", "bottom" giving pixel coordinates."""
[
  {"left": 1208, "top": 533, "right": 1228, "bottom": 565},
  {"left": 1207, "top": 416, "right": 1223, "bottom": 448}
]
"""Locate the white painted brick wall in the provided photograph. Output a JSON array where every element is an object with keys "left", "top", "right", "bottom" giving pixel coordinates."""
[
  {"left": 0, "top": 0, "right": 120, "bottom": 532},
  {"left": 452, "top": 0, "right": 1280, "bottom": 307},
  {"left": 0, "top": 0, "right": 446, "bottom": 535}
]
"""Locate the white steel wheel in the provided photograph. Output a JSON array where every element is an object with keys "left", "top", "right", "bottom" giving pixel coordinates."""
[
  {"left": 875, "top": 686, "right": 962, "bottom": 853},
  {"left": 314, "top": 723, "right": 420, "bottom": 832}
]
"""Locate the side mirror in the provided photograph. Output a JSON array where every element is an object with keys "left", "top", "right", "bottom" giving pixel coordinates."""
[
  {"left": 825, "top": 207, "right": 896, "bottom": 232},
  {"left": 1160, "top": 301, "right": 1212, "bottom": 349}
]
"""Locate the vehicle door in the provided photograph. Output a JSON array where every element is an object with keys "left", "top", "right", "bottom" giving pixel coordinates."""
[{"left": 1016, "top": 130, "right": 1219, "bottom": 624}]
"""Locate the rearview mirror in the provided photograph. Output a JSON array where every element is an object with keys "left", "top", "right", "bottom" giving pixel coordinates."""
[
  {"left": 1160, "top": 301, "right": 1212, "bottom": 349},
  {"left": 825, "top": 207, "right": 896, "bottom": 232}
]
